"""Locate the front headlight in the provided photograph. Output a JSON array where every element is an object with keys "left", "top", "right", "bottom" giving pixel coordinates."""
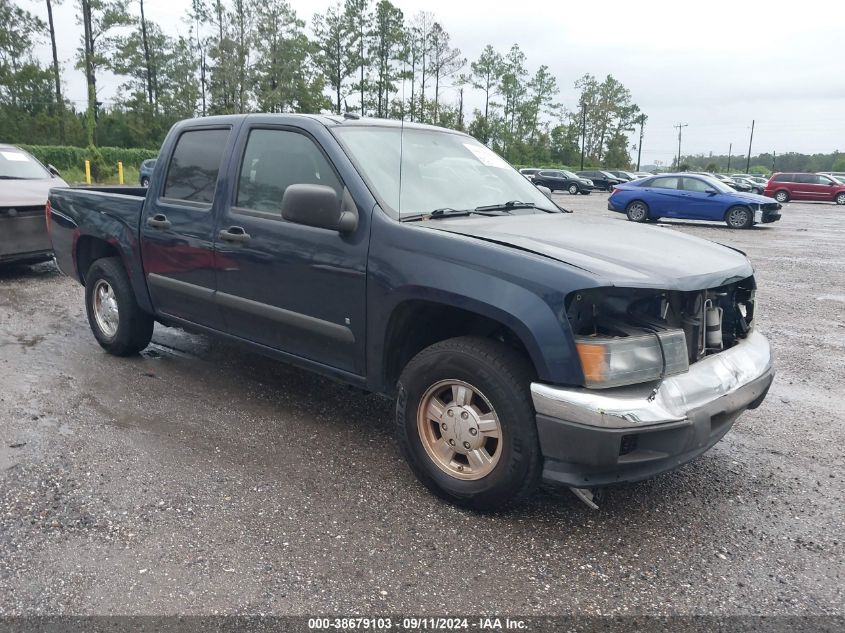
[
  {"left": 586, "top": 179, "right": 594, "bottom": 185},
  {"left": 575, "top": 329, "right": 689, "bottom": 389}
]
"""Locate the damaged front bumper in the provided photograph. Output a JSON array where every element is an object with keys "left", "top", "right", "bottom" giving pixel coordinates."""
[{"left": 532, "top": 329, "right": 774, "bottom": 487}]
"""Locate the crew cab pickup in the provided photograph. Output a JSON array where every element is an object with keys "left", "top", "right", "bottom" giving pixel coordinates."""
[{"left": 48, "top": 114, "right": 774, "bottom": 509}]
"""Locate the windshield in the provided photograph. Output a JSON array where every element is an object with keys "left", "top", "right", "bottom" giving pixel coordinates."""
[
  {"left": 0, "top": 148, "right": 50, "bottom": 179},
  {"left": 332, "top": 125, "right": 557, "bottom": 217}
]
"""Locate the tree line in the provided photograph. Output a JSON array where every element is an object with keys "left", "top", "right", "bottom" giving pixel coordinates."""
[
  {"left": 677, "top": 151, "right": 845, "bottom": 176},
  {"left": 0, "top": 0, "right": 644, "bottom": 168}
]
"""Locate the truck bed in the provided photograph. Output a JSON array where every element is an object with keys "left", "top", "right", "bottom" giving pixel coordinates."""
[{"left": 48, "top": 185, "right": 149, "bottom": 285}]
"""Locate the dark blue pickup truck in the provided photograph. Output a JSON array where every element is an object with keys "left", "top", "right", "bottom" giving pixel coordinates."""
[{"left": 47, "top": 114, "right": 774, "bottom": 509}]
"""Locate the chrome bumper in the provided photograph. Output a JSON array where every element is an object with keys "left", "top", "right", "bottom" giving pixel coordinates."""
[{"left": 532, "top": 329, "right": 773, "bottom": 430}]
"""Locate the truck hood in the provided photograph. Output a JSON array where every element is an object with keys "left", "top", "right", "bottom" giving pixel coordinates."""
[
  {"left": 427, "top": 213, "right": 753, "bottom": 291},
  {"left": 0, "top": 177, "right": 68, "bottom": 207}
]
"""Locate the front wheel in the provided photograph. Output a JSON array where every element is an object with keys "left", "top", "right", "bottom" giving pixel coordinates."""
[
  {"left": 836, "top": 192, "right": 845, "bottom": 205},
  {"left": 396, "top": 337, "right": 541, "bottom": 511},
  {"left": 568, "top": 184, "right": 578, "bottom": 195},
  {"left": 140, "top": 176, "right": 150, "bottom": 187},
  {"left": 725, "top": 205, "right": 753, "bottom": 229},
  {"left": 85, "top": 257, "right": 154, "bottom": 356},
  {"left": 774, "top": 190, "right": 789, "bottom": 203},
  {"left": 626, "top": 200, "right": 650, "bottom": 222}
]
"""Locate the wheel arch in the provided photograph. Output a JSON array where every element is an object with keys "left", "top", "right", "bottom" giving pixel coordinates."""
[{"left": 378, "top": 297, "right": 548, "bottom": 397}]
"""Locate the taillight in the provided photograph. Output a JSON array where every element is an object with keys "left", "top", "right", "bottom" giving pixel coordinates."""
[{"left": 45, "top": 200, "right": 52, "bottom": 236}]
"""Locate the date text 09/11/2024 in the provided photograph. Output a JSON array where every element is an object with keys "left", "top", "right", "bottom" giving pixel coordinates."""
[{"left": 307, "top": 617, "right": 527, "bottom": 630}]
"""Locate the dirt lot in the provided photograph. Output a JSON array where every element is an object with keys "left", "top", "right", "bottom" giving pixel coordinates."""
[{"left": 0, "top": 193, "right": 842, "bottom": 616}]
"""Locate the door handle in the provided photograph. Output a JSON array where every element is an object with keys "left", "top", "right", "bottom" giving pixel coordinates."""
[
  {"left": 218, "top": 226, "right": 251, "bottom": 243},
  {"left": 146, "top": 213, "right": 171, "bottom": 229}
]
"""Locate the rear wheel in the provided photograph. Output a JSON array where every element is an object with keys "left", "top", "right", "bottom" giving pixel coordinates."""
[
  {"left": 836, "top": 192, "right": 845, "bottom": 205},
  {"left": 580, "top": 190, "right": 591, "bottom": 195},
  {"left": 625, "top": 200, "right": 649, "bottom": 222},
  {"left": 568, "top": 184, "right": 578, "bottom": 195},
  {"left": 140, "top": 176, "right": 150, "bottom": 187},
  {"left": 85, "top": 257, "right": 154, "bottom": 356},
  {"left": 396, "top": 336, "right": 541, "bottom": 511},
  {"left": 774, "top": 190, "right": 789, "bottom": 203},
  {"left": 725, "top": 205, "right": 753, "bottom": 229}
]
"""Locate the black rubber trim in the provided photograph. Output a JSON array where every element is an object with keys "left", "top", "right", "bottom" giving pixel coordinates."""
[
  {"left": 215, "top": 290, "right": 355, "bottom": 344},
  {"left": 147, "top": 273, "right": 214, "bottom": 300}
]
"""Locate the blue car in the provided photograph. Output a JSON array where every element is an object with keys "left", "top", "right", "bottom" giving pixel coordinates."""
[
  {"left": 139, "top": 158, "right": 157, "bottom": 187},
  {"left": 608, "top": 173, "right": 782, "bottom": 229}
]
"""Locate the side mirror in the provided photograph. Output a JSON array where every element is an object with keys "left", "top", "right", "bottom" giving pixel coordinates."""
[
  {"left": 47, "top": 164, "right": 61, "bottom": 177},
  {"left": 535, "top": 184, "right": 553, "bottom": 199},
  {"left": 706, "top": 189, "right": 718, "bottom": 195},
  {"left": 281, "top": 184, "right": 358, "bottom": 233}
]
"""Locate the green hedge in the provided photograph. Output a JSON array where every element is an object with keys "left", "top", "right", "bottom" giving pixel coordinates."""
[{"left": 19, "top": 144, "right": 158, "bottom": 172}]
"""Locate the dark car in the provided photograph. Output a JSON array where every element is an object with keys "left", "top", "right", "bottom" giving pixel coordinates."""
[
  {"left": 532, "top": 169, "right": 594, "bottom": 194},
  {"left": 608, "top": 170, "right": 639, "bottom": 182},
  {"left": 139, "top": 158, "right": 157, "bottom": 187},
  {"left": 709, "top": 173, "right": 751, "bottom": 192},
  {"left": 46, "top": 114, "right": 774, "bottom": 510},
  {"left": 519, "top": 168, "right": 540, "bottom": 182},
  {"left": 576, "top": 170, "right": 623, "bottom": 191},
  {"left": 764, "top": 173, "right": 845, "bottom": 205},
  {"left": 608, "top": 173, "right": 781, "bottom": 228}
]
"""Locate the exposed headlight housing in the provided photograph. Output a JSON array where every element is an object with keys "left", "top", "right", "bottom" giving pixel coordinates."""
[{"left": 575, "top": 329, "right": 689, "bottom": 389}]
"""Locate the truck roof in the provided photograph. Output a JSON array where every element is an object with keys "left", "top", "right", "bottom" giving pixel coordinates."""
[{"left": 178, "top": 113, "right": 463, "bottom": 135}]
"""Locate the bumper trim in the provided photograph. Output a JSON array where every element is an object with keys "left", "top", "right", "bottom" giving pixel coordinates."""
[{"left": 531, "top": 329, "right": 773, "bottom": 430}]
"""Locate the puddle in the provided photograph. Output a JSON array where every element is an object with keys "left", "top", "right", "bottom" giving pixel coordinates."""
[{"left": 816, "top": 294, "right": 845, "bottom": 303}]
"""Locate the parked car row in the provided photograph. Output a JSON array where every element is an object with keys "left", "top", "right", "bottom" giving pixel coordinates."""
[{"left": 519, "top": 168, "right": 652, "bottom": 193}]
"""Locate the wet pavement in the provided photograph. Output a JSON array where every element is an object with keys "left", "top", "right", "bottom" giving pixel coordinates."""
[{"left": 0, "top": 194, "right": 842, "bottom": 615}]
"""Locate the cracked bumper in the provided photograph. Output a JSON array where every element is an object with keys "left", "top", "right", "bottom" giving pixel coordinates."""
[{"left": 532, "top": 330, "right": 774, "bottom": 487}]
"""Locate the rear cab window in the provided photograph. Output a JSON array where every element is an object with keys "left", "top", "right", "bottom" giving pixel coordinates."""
[{"left": 162, "top": 128, "right": 231, "bottom": 207}]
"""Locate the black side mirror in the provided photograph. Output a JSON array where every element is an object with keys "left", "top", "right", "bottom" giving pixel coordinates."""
[
  {"left": 281, "top": 184, "right": 358, "bottom": 233},
  {"left": 706, "top": 189, "right": 718, "bottom": 195},
  {"left": 47, "top": 164, "right": 61, "bottom": 177}
]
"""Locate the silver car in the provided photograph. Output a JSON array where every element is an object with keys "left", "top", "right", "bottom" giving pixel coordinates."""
[{"left": 0, "top": 144, "right": 67, "bottom": 265}]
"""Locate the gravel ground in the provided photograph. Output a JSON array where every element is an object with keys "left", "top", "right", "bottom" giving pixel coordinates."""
[{"left": 0, "top": 193, "right": 842, "bottom": 616}]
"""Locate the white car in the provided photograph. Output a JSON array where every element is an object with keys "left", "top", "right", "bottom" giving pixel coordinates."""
[{"left": 0, "top": 144, "right": 67, "bottom": 265}]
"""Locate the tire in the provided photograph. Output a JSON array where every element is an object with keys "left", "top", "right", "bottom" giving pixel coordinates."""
[
  {"left": 395, "top": 336, "right": 542, "bottom": 511},
  {"left": 725, "top": 205, "right": 753, "bottom": 229},
  {"left": 625, "top": 200, "right": 650, "bottom": 222},
  {"left": 568, "top": 184, "right": 578, "bottom": 195},
  {"left": 85, "top": 257, "right": 154, "bottom": 356},
  {"left": 836, "top": 192, "right": 845, "bottom": 206},
  {"left": 774, "top": 190, "right": 789, "bottom": 203},
  {"left": 580, "top": 190, "right": 591, "bottom": 195},
  {"left": 140, "top": 176, "right": 150, "bottom": 187}
]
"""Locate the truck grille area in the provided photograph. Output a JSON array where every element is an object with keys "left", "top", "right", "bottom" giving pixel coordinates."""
[{"left": 566, "top": 276, "right": 757, "bottom": 365}]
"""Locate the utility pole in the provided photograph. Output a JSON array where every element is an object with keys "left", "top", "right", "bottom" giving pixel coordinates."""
[
  {"left": 772, "top": 151, "right": 776, "bottom": 173},
  {"left": 636, "top": 114, "right": 646, "bottom": 171},
  {"left": 745, "top": 119, "right": 755, "bottom": 173},
  {"left": 674, "top": 123, "right": 688, "bottom": 171},
  {"left": 580, "top": 102, "right": 587, "bottom": 170},
  {"left": 727, "top": 143, "right": 732, "bottom": 172}
]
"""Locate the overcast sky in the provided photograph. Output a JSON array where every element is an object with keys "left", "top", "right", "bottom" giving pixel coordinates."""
[{"left": 32, "top": 0, "right": 843, "bottom": 164}]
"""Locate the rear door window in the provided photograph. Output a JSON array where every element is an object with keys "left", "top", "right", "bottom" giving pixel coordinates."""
[
  {"left": 650, "top": 177, "right": 680, "bottom": 189},
  {"left": 162, "top": 128, "right": 230, "bottom": 206}
]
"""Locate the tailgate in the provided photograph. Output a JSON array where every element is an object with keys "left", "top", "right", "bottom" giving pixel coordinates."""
[{"left": 0, "top": 205, "right": 50, "bottom": 257}]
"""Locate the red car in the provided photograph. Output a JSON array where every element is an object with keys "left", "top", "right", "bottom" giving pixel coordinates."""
[{"left": 764, "top": 172, "right": 845, "bottom": 205}]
